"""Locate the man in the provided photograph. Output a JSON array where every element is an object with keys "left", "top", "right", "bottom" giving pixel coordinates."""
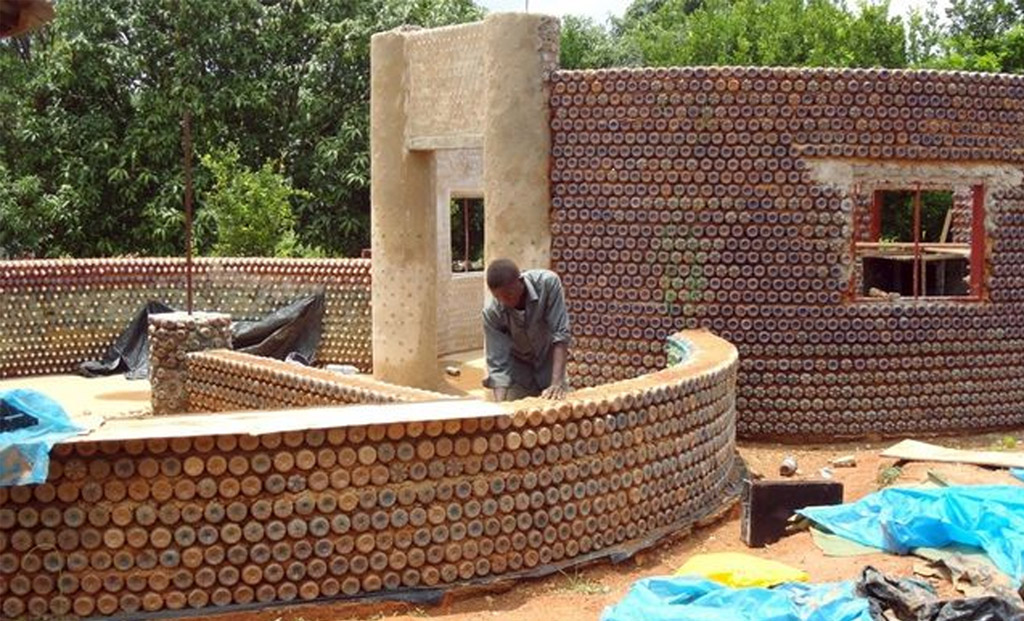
[{"left": 482, "top": 258, "right": 571, "bottom": 401}]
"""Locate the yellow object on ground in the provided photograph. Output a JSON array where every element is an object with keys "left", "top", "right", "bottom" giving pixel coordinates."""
[{"left": 675, "top": 552, "right": 809, "bottom": 588}]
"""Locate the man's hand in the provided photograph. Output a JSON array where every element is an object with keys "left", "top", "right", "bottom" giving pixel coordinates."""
[
  {"left": 541, "top": 380, "right": 568, "bottom": 400},
  {"left": 544, "top": 343, "right": 570, "bottom": 400}
]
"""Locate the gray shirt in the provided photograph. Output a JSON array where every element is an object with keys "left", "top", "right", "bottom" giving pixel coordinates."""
[{"left": 483, "top": 269, "right": 571, "bottom": 390}]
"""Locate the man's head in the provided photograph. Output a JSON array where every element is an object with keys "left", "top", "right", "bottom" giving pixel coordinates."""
[{"left": 486, "top": 259, "right": 524, "bottom": 309}]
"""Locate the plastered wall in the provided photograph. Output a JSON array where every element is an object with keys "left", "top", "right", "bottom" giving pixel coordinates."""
[
  {"left": 0, "top": 258, "right": 372, "bottom": 378},
  {"left": 371, "top": 14, "right": 557, "bottom": 387},
  {"left": 406, "top": 23, "right": 487, "bottom": 144},
  {"left": 549, "top": 66, "right": 1024, "bottom": 438},
  {"left": 440, "top": 275, "right": 485, "bottom": 356}
]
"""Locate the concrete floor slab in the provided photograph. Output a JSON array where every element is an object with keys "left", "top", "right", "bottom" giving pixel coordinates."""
[
  {"left": 0, "top": 373, "right": 150, "bottom": 423},
  {"left": 438, "top": 348, "right": 488, "bottom": 399},
  {"left": 0, "top": 347, "right": 492, "bottom": 432}
]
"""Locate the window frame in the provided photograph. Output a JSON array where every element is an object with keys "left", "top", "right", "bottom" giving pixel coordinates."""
[{"left": 849, "top": 183, "right": 986, "bottom": 302}]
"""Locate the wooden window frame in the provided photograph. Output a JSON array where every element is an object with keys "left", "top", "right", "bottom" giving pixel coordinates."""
[{"left": 851, "top": 184, "right": 986, "bottom": 302}]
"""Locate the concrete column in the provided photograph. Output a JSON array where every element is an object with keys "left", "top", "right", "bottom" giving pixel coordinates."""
[
  {"left": 483, "top": 13, "right": 558, "bottom": 271},
  {"left": 370, "top": 29, "right": 439, "bottom": 389}
]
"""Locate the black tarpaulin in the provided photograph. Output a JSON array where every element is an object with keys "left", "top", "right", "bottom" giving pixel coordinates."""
[
  {"left": 856, "top": 566, "right": 1024, "bottom": 621},
  {"left": 231, "top": 292, "right": 325, "bottom": 362},
  {"left": 78, "top": 292, "right": 325, "bottom": 379},
  {"left": 78, "top": 300, "right": 174, "bottom": 380}
]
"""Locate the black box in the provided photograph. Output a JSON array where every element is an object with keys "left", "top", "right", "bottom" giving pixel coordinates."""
[
  {"left": 740, "top": 479, "right": 844, "bottom": 547},
  {"left": 0, "top": 400, "right": 37, "bottom": 433}
]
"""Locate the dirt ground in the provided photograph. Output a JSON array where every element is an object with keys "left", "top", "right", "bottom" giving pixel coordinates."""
[{"left": 203, "top": 430, "right": 1024, "bottom": 621}]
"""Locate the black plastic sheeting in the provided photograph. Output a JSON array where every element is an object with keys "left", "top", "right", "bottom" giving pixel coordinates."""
[
  {"left": 78, "top": 292, "right": 325, "bottom": 380},
  {"left": 857, "top": 566, "right": 1024, "bottom": 621},
  {"left": 230, "top": 292, "right": 324, "bottom": 363},
  {"left": 78, "top": 300, "right": 175, "bottom": 380}
]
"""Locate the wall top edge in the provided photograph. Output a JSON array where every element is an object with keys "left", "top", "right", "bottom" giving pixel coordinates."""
[
  {"left": 394, "top": 20, "right": 483, "bottom": 40},
  {"left": 375, "top": 11, "right": 562, "bottom": 42},
  {"left": 62, "top": 398, "right": 498, "bottom": 445},
  {"left": 62, "top": 330, "right": 735, "bottom": 445},
  {"left": 0, "top": 257, "right": 371, "bottom": 268},
  {"left": 551, "top": 65, "right": 1024, "bottom": 84}
]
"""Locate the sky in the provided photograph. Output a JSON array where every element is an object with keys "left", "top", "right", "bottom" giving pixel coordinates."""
[{"left": 478, "top": 0, "right": 951, "bottom": 24}]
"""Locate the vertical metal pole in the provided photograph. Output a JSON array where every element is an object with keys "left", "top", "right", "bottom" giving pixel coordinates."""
[
  {"left": 176, "top": 0, "right": 193, "bottom": 314},
  {"left": 912, "top": 186, "right": 921, "bottom": 298},
  {"left": 183, "top": 109, "right": 194, "bottom": 314},
  {"left": 970, "top": 184, "right": 985, "bottom": 298},
  {"left": 463, "top": 198, "right": 470, "bottom": 272}
]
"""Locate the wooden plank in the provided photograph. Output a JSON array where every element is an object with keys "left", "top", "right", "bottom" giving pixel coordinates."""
[
  {"left": 939, "top": 206, "right": 953, "bottom": 243},
  {"left": 970, "top": 184, "right": 986, "bottom": 297},
  {"left": 857, "top": 251, "right": 964, "bottom": 263},
  {"left": 855, "top": 242, "right": 970, "bottom": 250},
  {"left": 882, "top": 439, "right": 1024, "bottom": 469}
]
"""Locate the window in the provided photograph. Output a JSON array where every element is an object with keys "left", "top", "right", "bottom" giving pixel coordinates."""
[
  {"left": 853, "top": 185, "right": 985, "bottom": 300},
  {"left": 450, "top": 197, "right": 484, "bottom": 273}
]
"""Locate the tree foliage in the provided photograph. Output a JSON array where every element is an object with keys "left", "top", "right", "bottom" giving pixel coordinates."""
[
  {"left": 939, "top": 0, "right": 1024, "bottom": 71},
  {"left": 1, "top": 0, "right": 1022, "bottom": 260},
  {"left": 199, "top": 146, "right": 309, "bottom": 257},
  {"left": 560, "top": 15, "right": 637, "bottom": 69},
  {"left": 575, "top": 0, "right": 1024, "bottom": 73},
  {"left": 0, "top": 0, "right": 482, "bottom": 259},
  {"left": 603, "top": 0, "right": 909, "bottom": 68}
]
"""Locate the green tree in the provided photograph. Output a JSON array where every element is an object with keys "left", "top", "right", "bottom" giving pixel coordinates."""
[
  {"left": 879, "top": 190, "right": 953, "bottom": 244},
  {"left": 199, "top": 146, "right": 308, "bottom": 257},
  {"left": 560, "top": 15, "right": 636, "bottom": 69},
  {"left": 845, "top": 1, "right": 907, "bottom": 68},
  {"left": 906, "top": 8, "right": 946, "bottom": 67},
  {"left": 947, "top": 0, "right": 1020, "bottom": 43},
  {"left": 941, "top": 0, "right": 1024, "bottom": 71},
  {"left": 3, "top": 0, "right": 1022, "bottom": 262},
  {"left": 620, "top": 0, "right": 907, "bottom": 68},
  {"left": 0, "top": 0, "right": 483, "bottom": 259},
  {"left": 615, "top": 0, "right": 702, "bottom": 35},
  {"left": 0, "top": 167, "right": 71, "bottom": 258}
]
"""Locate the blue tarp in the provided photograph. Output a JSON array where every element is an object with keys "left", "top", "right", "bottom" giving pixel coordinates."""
[
  {"left": 798, "top": 486, "right": 1024, "bottom": 581},
  {"left": 1012, "top": 469, "right": 1024, "bottom": 483},
  {"left": 600, "top": 577, "right": 873, "bottom": 621},
  {"left": 665, "top": 334, "right": 693, "bottom": 367},
  {"left": 0, "top": 389, "right": 85, "bottom": 486}
]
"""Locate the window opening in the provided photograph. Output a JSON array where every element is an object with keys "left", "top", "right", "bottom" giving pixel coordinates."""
[
  {"left": 854, "top": 185, "right": 985, "bottom": 300},
  {"left": 450, "top": 197, "right": 484, "bottom": 273}
]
